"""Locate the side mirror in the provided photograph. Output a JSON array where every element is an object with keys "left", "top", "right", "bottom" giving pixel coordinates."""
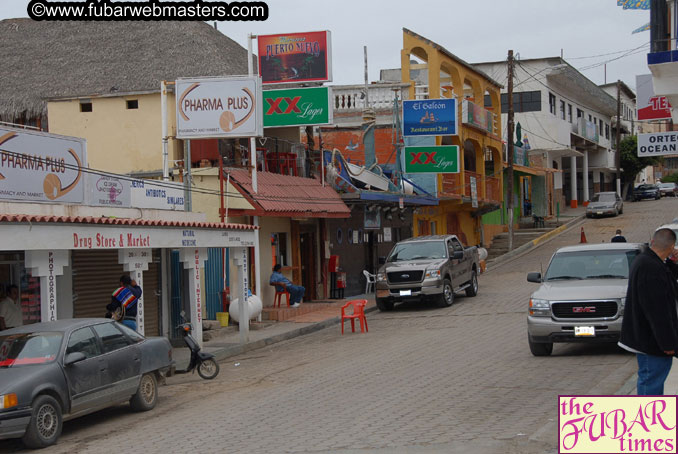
[
  {"left": 452, "top": 251, "right": 464, "bottom": 260},
  {"left": 527, "top": 272, "right": 542, "bottom": 283},
  {"left": 378, "top": 256, "right": 386, "bottom": 265},
  {"left": 64, "top": 352, "right": 87, "bottom": 366}
]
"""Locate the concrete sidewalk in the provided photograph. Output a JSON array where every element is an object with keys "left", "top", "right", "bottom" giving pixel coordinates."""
[
  {"left": 172, "top": 295, "right": 376, "bottom": 369},
  {"left": 618, "top": 358, "right": 678, "bottom": 395}
]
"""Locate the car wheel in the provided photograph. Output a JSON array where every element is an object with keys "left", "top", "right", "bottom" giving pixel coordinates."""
[
  {"left": 197, "top": 358, "right": 220, "bottom": 380},
  {"left": 130, "top": 373, "right": 158, "bottom": 412},
  {"left": 465, "top": 269, "right": 479, "bottom": 297},
  {"left": 21, "top": 395, "right": 62, "bottom": 449},
  {"left": 528, "top": 337, "right": 553, "bottom": 357},
  {"left": 614, "top": 208, "right": 619, "bottom": 217},
  {"left": 437, "top": 278, "right": 454, "bottom": 307},
  {"left": 376, "top": 298, "right": 394, "bottom": 311},
  {"left": 619, "top": 206, "right": 623, "bottom": 214}
]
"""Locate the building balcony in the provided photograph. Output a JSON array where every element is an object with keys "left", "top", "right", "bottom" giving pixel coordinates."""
[
  {"left": 333, "top": 83, "right": 410, "bottom": 113},
  {"left": 571, "top": 117, "right": 599, "bottom": 145},
  {"left": 461, "top": 99, "right": 498, "bottom": 136},
  {"left": 439, "top": 171, "right": 501, "bottom": 204}
]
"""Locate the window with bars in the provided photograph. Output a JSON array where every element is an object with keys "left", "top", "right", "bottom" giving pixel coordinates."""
[
  {"left": 549, "top": 93, "right": 556, "bottom": 115},
  {"left": 560, "top": 100, "right": 566, "bottom": 120}
]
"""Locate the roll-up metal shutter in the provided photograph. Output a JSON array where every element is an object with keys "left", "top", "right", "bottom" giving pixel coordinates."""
[{"left": 72, "top": 249, "right": 160, "bottom": 337}]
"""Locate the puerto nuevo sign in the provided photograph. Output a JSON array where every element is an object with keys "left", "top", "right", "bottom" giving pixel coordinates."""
[
  {"left": 638, "top": 131, "right": 678, "bottom": 157},
  {"left": 263, "top": 86, "right": 332, "bottom": 127},
  {"left": 404, "top": 145, "right": 459, "bottom": 173},
  {"left": 257, "top": 31, "right": 332, "bottom": 84},
  {"left": 0, "top": 126, "right": 87, "bottom": 203},
  {"left": 176, "top": 76, "right": 263, "bottom": 139},
  {"left": 403, "top": 99, "right": 457, "bottom": 137}
]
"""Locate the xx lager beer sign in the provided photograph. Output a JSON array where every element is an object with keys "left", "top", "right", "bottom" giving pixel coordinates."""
[
  {"left": 404, "top": 145, "right": 459, "bottom": 173},
  {"left": 263, "top": 87, "right": 332, "bottom": 127}
]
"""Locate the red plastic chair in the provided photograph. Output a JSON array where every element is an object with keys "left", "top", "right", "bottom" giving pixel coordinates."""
[
  {"left": 272, "top": 283, "right": 290, "bottom": 308},
  {"left": 341, "top": 299, "right": 368, "bottom": 334}
]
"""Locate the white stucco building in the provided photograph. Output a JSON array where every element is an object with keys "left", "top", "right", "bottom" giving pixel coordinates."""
[{"left": 474, "top": 57, "right": 618, "bottom": 209}]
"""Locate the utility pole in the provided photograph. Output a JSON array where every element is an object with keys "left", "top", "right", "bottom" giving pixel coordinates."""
[
  {"left": 507, "top": 50, "right": 515, "bottom": 251},
  {"left": 616, "top": 80, "right": 622, "bottom": 196}
]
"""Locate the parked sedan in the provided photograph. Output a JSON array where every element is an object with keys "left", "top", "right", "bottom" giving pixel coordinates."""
[
  {"left": 658, "top": 182, "right": 678, "bottom": 197},
  {"left": 0, "top": 319, "right": 173, "bottom": 449},
  {"left": 632, "top": 184, "right": 661, "bottom": 201},
  {"left": 586, "top": 191, "right": 623, "bottom": 218}
]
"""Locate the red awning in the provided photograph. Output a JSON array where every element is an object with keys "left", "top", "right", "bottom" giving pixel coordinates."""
[{"left": 227, "top": 169, "right": 350, "bottom": 218}]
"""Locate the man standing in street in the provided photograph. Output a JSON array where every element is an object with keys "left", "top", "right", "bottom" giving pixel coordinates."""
[
  {"left": 611, "top": 229, "right": 627, "bottom": 243},
  {"left": 0, "top": 285, "right": 23, "bottom": 331},
  {"left": 619, "top": 228, "right": 678, "bottom": 395},
  {"left": 270, "top": 264, "right": 305, "bottom": 308}
]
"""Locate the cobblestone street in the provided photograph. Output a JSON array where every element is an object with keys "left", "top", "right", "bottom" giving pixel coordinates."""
[{"left": 4, "top": 198, "right": 676, "bottom": 454}]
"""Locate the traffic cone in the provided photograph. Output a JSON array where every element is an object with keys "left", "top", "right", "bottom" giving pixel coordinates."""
[{"left": 580, "top": 227, "right": 587, "bottom": 244}]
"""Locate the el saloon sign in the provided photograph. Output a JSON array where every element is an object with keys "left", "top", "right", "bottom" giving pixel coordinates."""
[
  {"left": 176, "top": 76, "right": 263, "bottom": 139},
  {"left": 0, "top": 126, "right": 86, "bottom": 203},
  {"left": 404, "top": 145, "right": 460, "bottom": 173},
  {"left": 263, "top": 87, "right": 332, "bottom": 127},
  {"left": 403, "top": 99, "right": 457, "bottom": 137}
]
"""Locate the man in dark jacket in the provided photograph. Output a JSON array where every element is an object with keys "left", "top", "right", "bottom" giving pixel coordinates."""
[
  {"left": 619, "top": 228, "right": 678, "bottom": 395},
  {"left": 611, "top": 229, "right": 627, "bottom": 243}
]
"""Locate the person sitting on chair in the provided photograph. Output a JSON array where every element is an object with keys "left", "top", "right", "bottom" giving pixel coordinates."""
[{"left": 270, "top": 264, "right": 305, "bottom": 308}]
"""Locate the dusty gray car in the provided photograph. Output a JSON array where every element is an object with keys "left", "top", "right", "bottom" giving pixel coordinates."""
[
  {"left": 0, "top": 319, "right": 173, "bottom": 448},
  {"left": 585, "top": 191, "right": 623, "bottom": 218},
  {"left": 526, "top": 243, "right": 642, "bottom": 356},
  {"left": 375, "top": 235, "right": 480, "bottom": 311}
]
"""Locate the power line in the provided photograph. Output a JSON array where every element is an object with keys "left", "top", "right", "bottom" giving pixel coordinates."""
[{"left": 0, "top": 149, "right": 355, "bottom": 205}]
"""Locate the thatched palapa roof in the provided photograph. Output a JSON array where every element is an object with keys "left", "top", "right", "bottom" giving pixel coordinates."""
[{"left": 0, "top": 19, "right": 251, "bottom": 121}]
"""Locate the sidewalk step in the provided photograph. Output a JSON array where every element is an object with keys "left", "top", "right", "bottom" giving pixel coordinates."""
[{"left": 262, "top": 302, "right": 336, "bottom": 322}]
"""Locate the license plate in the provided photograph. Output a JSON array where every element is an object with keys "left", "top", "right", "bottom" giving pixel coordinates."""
[
  {"left": 399, "top": 290, "right": 412, "bottom": 296},
  {"left": 596, "top": 211, "right": 603, "bottom": 215},
  {"left": 574, "top": 326, "right": 595, "bottom": 337}
]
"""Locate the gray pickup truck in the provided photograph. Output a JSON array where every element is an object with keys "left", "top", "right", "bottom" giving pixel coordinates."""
[{"left": 375, "top": 235, "right": 480, "bottom": 311}]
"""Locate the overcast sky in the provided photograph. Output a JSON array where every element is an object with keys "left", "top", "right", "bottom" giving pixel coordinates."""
[{"left": 1, "top": 0, "right": 651, "bottom": 91}]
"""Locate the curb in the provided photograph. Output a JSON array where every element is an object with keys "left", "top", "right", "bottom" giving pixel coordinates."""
[
  {"left": 486, "top": 214, "right": 585, "bottom": 271},
  {"left": 211, "top": 305, "right": 379, "bottom": 362}
]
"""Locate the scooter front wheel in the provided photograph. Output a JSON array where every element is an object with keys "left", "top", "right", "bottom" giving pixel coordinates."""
[{"left": 198, "top": 358, "right": 220, "bottom": 379}]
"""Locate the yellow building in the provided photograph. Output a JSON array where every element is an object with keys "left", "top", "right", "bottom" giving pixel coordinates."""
[{"left": 400, "top": 29, "right": 504, "bottom": 246}]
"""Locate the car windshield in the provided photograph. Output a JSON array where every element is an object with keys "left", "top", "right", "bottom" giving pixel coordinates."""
[
  {"left": 0, "top": 332, "right": 63, "bottom": 368},
  {"left": 660, "top": 183, "right": 674, "bottom": 188},
  {"left": 544, "top": 249, "right": 640, "bottom": 281},
  {"left": 591, "top": 193, "right": 615, "bottom": 202},
  {"left": 387, "top": 241, "right": 447, "bottom": 261},
  {"left": 637, "top": 185, "right": 655, "bottom": 190}
]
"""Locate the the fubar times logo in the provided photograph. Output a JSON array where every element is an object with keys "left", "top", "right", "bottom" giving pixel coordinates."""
[{"left": 559, "top": 396, "right": 677, "bottom": 453}]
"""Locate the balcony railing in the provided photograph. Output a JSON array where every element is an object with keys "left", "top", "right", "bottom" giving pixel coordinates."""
[
  {"left": 461, "top": 99, "right": 498, "bottom": 136},
  {"left": 333, "top": 83, "right": 410, "bottom": 112},
  {"left": 485, "top": 176, "right": 501, "bottom": 202},
  {"left": 572, "top": 117, "right": 599, "bottom": 143},
  {"left": 441, "top": 173, "right": 462, "bottom": 195}
]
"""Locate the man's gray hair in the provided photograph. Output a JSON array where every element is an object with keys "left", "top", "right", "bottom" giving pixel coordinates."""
[{"left": 653, "top": 228, "right": 677, "bottom": 249}]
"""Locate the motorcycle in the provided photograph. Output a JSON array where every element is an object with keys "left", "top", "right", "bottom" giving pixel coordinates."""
[{"left": 173, "top": 311, "right": 220, "bottom": 380}]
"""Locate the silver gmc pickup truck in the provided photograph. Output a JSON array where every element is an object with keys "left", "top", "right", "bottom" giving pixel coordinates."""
[{"left": 375, "top": 235, "right": 480, "bottom": 311}]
